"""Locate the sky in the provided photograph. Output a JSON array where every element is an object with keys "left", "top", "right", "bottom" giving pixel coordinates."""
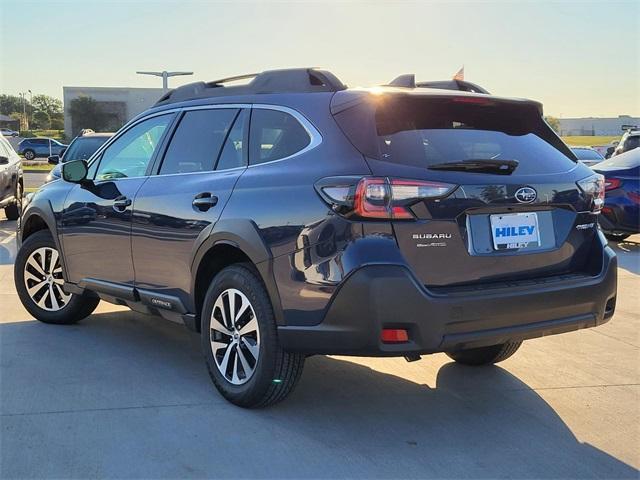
[{"left": 1, "top": 0, "right": 638, "bottom": 118}]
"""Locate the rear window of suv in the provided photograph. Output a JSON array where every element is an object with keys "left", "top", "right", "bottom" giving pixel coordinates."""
[{"left": 334, "top": 96, "right": 577, "bottom": 175}]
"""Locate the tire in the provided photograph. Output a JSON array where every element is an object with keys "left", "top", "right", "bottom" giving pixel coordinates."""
[
  {"left": 604, "top": 232, "right": 630, "bottom": 242},
  {"left": 23, "top": 150, "right": 35, "bottom": 160},
  {"left": 14, "top": 230, "right": 99, "bottom": 324},
  {"left": 201, "top": 263, "right": 305, "bottom": 408},
  {"left": 4, "top": 182, "right": 22, "bottom": 220},
  {"left": 446, "top": 341, "right": 522, "bottom": 366}
]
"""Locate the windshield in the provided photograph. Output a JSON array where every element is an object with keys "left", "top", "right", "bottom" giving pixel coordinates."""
[
  {"left": 572, "top": 148, "right": 603, "bottom": 161},
  {"left": 63, "top": 136, "right": 110, "bottom": 162}
]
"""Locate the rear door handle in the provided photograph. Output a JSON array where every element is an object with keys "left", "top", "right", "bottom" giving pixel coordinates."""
[
  {"left": 192, "top": 192, "right": 218, "bottom": 212},
  {"left": 113, "top": 196, "right": 132, "bottom": 212}
]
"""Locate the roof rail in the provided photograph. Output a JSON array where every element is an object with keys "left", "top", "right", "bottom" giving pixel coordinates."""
[
  {"left": 155, "top": 68, "right": 347, "bottom": 106},
  {"left": 386, "top": 74, "right": 490, "bottom": 94}
]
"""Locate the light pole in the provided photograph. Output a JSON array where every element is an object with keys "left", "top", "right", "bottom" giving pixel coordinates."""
[
  {"left": 19, "top": 92, "right": 27, "bottom": 131},
  {"left": 136, "top": 71, "right": 193, "bottom": 92},
  {"left": 28, "top": 89, "right": 32, "bottom": 126}
]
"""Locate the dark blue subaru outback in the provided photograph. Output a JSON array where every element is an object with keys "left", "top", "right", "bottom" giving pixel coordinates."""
[{"left": 14, "top": 69, "right": 617, "bottom": 407}]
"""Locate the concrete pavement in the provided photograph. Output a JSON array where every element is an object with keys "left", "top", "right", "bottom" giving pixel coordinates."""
[{"left": 0, "top": 213, "right": 638, "bottom": 478}]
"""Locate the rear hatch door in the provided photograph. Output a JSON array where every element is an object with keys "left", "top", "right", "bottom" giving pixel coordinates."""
[{"left": 333, "top": 92, "right": 600, "bottom": 287}]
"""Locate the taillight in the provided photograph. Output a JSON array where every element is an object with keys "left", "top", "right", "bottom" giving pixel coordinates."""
[
  {"left": 577, "top": 173, "right": 605, "bottom": 213},
  {"left": 317, "top": 176, "right": 456, "bottom": 220},
  {"left": 604, "top": 178, "right": 622, "bottom": 191}
]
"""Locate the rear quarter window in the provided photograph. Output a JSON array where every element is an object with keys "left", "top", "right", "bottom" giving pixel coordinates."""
[{"left": 249, "top": 109, "right": 310, "bottom": 165}]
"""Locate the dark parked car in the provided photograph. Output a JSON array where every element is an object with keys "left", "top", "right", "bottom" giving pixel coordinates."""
[
  {"left": 593, "top": 148, "right": 640, "bottom": 241},
  {"left": 46, "top": 132, "right": 114, "bottom": 183},
  {"left": 0, "top": 134, "right": 23, "bottom": 220},
  {"left": 14, "top": 68, "right": 617, "bottom": 408},
  {"left": 571, "top": 146, "right": 605, "bottom": 167},
  {"left": 17, "top": 137, "right": 68, "bottom": 160}
]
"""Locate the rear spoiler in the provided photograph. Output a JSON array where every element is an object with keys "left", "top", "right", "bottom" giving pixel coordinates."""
[
  {"left": 386, "top": 74, "right": 490, "bottom": 94},
  {"left": 621, "top": 124, "right": 639, "bottom": 132}
]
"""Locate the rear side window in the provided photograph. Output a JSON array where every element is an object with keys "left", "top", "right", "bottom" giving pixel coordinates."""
[
  {"left": 249, "top": 109, "right": 310, "bottom": 165},
  {"left": 160, "top": 108, "right": 238, "bottom": 175},
  {"left": 334, "top": 97, "right": 577, "bottom": 175}
]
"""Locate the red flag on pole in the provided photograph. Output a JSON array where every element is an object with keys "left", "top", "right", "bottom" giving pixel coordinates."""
[{"left": 453, "top": 66, "right": 464, "bottom": 81}]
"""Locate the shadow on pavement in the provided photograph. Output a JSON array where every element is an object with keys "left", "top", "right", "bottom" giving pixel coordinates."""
[
  {"left": 611, "top": 239, "right": 640, "bottom": 275},
  {"left": 1, "top": 311, "right": 637, "bottom": 478}
]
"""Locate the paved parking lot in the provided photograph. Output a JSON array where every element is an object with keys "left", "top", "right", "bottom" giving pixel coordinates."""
[{"left": 1, "top": 212, "right": 638, "bottom": 479}]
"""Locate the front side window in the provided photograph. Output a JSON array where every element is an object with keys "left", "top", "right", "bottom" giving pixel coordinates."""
[
  {"left": 249, "top": 109, "right": 310, "bottom": 165},
  {"left": 94, "top": 115, "right": 172, "bottom": 181},
  {"left": 160, "top": 108, "right": 238, "bottom": 175}
]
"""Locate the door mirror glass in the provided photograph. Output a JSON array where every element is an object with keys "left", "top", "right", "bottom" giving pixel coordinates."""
[
  {"left": 62, "top": 159, "right": 88, "bottom": 183},
  {"left": 48, "top": 155, "right": 60, "bottom": 165},
  {"left": 0, "top": 155, "right": 9, "bottom": 165}
]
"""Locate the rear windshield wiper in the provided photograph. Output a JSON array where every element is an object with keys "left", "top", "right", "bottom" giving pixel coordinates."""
[{"left": 428, "top": 159, "right": 519, "bottom": 175}]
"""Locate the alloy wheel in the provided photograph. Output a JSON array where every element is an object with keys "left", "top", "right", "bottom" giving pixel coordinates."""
[
  {"left": 23, "top": 247, "right": 71, "bottom": 311},
  {"left": 209, "top": 288, "right": 260, "bottom": 385}
]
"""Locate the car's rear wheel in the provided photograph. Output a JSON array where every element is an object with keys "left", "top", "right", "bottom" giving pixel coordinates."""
[
  {"left": 446, "top": 341, "right": 522, "bottom": 366},
  {"left": 604, "top": 232, "right": 630, "bottom": 242},
  {"left": 14, "top": 230, "right": 99, "bottom": 324},
  {"left": 201, "top": 264, "right": 305, "bottom": 408},
  {"left": 4, "top": 182, "right": 22, "bottom": 220},
  {"left": 23, "top": 150, "right": 35, "bottom": 160}
]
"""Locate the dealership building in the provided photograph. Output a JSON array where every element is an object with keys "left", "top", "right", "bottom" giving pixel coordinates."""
[
  {"left": 63, "top": 86, "right": 164, "bottom": 138},
  {"left": 557, "top": 115, "right": 639, "bottom": 136}
]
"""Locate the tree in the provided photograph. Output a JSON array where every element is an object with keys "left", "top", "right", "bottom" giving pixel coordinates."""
[
  {"left": 9, "top": 112, "right": 28, "bottom": 131},
  {"left": 545, "top": 116, "right": 561, "bottom": 134},
  {"left": 32, "top": 94, "right": 62, "bottom": 116},
  {"left": 50, "top": 112, "right": 64, "bottom": 130},
  {"left": 0, "top": 94, "right": 28, "bottom": 116},
  {"left": 32, "top": 111, "right": 51, "bottom": 129},
  {"left": 68, "top": 96, "right": 107, "bottom": 133}
]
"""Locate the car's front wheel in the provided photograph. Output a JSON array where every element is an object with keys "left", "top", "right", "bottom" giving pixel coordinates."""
[
  {"left": 14, "top": 230, "right": 99, "bottom": 324},
  {"left": 201, "top": 264, "right": 305, "bottom": 408},
  {"left": 23, "top": 150, "right": 35, "bottom": 161},
  {"left": 446, "top": 341, "right": 522, "bottom": 366},
  {"left": 4, "top": 181, "right": 22, "bottom": 220}
]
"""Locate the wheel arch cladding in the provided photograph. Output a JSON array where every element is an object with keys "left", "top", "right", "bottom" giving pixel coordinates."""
[
  {"left": 191, "top": 220, "right": 284, "bottom": 331},
  {"left": 22, "top": 212, "right": 51, "bottom": 242}
]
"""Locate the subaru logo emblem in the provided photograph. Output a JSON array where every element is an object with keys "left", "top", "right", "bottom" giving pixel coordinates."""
[{"left": 515, "top": 187, "right": 537, "bottom": 203}]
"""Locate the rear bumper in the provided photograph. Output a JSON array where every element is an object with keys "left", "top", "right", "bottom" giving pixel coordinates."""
[{"left": 278, "top": 240, "right": 618, "bottom": 356}]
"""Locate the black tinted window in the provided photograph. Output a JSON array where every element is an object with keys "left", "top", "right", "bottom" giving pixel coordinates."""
[
  {"left": 216, "top": 110, "right": 247, "bottom": 171},
  {"left": 160, "top": 108, "right": 238, "bottom": 175},
  {"left": 32, "top": 139, "right": 48, "bottom": 145},
  {"left": 624, "top": 136, "right": 640, "bottom": 151},
  {"left": 63, "top": 136, "right": 110, "bottom": 162},
  {"left": 249, "top": 109, "right": 310, "bottom": 165},
  {"left": 335, "top": 97, "right": 577, "bottom": 175}
]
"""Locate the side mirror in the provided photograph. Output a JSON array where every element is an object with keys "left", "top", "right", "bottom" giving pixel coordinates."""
[
  {"left": 48, "top": 155, "right": 60, "bottom": 165},
  {"left": 62, "top": 159, "right": 88, "bottom": 183},
  {"left": 0, "top": 155, "right": 8, "bottom": 165}
]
